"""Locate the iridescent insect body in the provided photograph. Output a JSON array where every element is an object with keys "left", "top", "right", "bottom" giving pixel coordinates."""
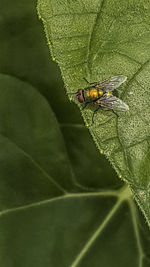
[{"left": 75, "top": 75, "right": 129, "bottom": 122}]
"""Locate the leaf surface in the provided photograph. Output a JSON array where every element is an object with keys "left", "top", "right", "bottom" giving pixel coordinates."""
[
  {"left": 0, "top": 0, "right": 150, "bottom": 266},
  {"left": 0, "top": 73, "right": 149, "bottom": 267},
  {"left": 0, "top": 74, "right": 75, "bottom": 210},
  {"left": 37, "top": 0, "right": 150, "bottom": 226}
]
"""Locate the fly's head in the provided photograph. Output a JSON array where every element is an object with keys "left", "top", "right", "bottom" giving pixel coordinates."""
[{"left": 76, "top": 89, "right": 84, "bottom": 103}]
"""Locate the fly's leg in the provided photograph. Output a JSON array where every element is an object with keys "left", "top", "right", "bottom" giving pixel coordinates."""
[
  {"left": 92, "top": 106, "right": 100, "bottom": 124},
  {"left": 83, "top": 77, "right": 90, "bottom": 84},
  {"left": 112, "top": 110, "right": 119, "bottom": 117},
  {"left": 83, "top": 77, "right": 97, "bottom": 87},
  {"left": 82, "top": 102, "right": 89, "bottom": 110},
  {"left": 103, "top": 109, "right": 119, "bottom": 117}
]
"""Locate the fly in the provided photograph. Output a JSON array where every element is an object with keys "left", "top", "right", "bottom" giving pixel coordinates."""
[{"left": 72, "top": 75, "right": 129, "bottom": 123}]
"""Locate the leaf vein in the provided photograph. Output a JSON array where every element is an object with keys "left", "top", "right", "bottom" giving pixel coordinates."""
[
  {"left": 0, "top": 190, "right": 118, "bottom": 217},
  {"left": 70, "top": 199, "right": 121, "bottom": 267},
  {"left": 122, "top": 58, "right": 150, "bottom": 98},
  {"left": 87, "top": 0, "right": 106, "bottom": 72},
  {"left": 0, "top": 133, "right": 66, "bottom": 194}
]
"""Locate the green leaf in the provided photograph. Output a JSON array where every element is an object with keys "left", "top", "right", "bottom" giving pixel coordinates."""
[
  {"left": 1, "top": 0, "right": 150, "bottom": 266},
  {"left": 0, "top": 0, "right": 81, "bottom": 124},
  {"left": 0, "top": 74, "right": 75, "bottom": 210},
  {"left": 0, "top": 189, "right": 145, "bottom": 267},
  {"left": 37, "top": 0, "right": 150, "bottom": 226},
  {"left": 61, "top": 124, "right": 122, "bottom": 190},
  {"left": 0, "top": 74, "right": 149, "bottom": 267}
]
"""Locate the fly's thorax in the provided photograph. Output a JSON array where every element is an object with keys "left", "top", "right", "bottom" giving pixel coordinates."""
[{"left": 84, "top": 88, "right": 103, "bottom": 101}]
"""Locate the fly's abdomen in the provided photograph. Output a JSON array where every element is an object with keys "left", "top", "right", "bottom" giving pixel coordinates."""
[{"left": 84, "top": 88, "right": 103, "bottom": 102}]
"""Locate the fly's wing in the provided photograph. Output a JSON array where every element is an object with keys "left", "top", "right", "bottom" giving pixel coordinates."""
[
  {"left": 98, "top": 75, "right": 127, "bottom": 92},
  {"left": 97, "top": 95, "right": 129, "bottom": 111}
]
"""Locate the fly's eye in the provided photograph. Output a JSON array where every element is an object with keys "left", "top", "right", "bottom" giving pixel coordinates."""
[
  {"left": 77, "top": 89, "right": 84, "bottom": 103},
  {"left": 77, "top": 94, "right": 84, "bottom": 103}
]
